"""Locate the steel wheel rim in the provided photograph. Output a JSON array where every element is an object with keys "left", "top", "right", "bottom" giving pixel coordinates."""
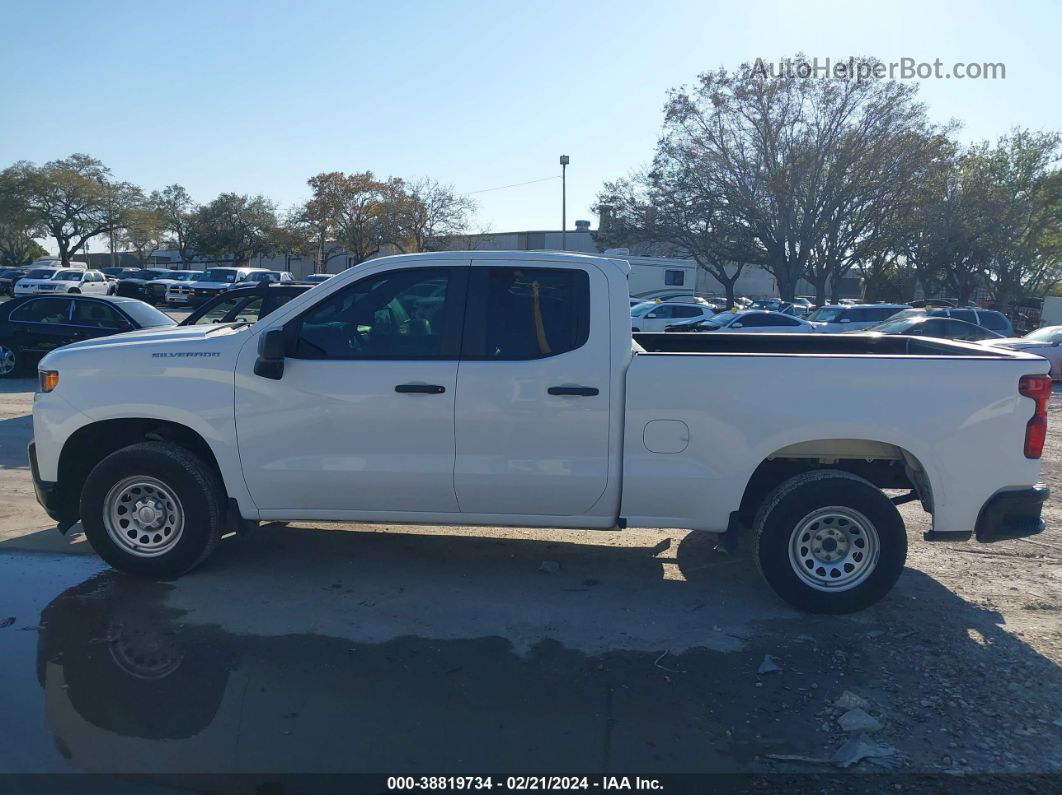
[
  {"left": 788, "top": 506, "right": 880, "bottom": 591},
  {"left": 0, "top": 345, "right": 15, "bottom": 376},
  {"left": 103, "top": 476, "right": 185, "bottom": 558}
]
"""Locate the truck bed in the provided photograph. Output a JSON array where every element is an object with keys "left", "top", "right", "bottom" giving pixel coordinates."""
[{"left": 633, "top": 331, "right": 1018, "bottom": 358}]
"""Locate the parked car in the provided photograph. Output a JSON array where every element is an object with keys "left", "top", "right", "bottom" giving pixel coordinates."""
[
  {"left": 141, "top": 270, "right": 204, "bottom": 305},
  {"left": 861, "top": 315, "right": 1003, "bottom": 342},
  {"left": 0, "top": 267, "right": 28, "bottom": 295},
  {"left": 185, "top": 267, "right": 272, "bottom": 306},
  {"left": 29, "top": 251, "right": 1051, "bottom": 616},
  {"left": 302, "top": 273, "right": 334, "bottom": 285},
  {"left": 242, "top": 270, "right": 296, "bottom": 285},
  {"left": 114, "top": 269, "right": 171, "bottom": 300},
  {"left": 32, "top": 269, "right": 112, "bottom": 296},
  {"left": 0, "top": 295, "right": 175, "bottom": 377},
  {"left": 983, "top": 326, "right": 1062, "bottom": 379},
  {"left": 807, "top": 303, "right": 909, "bottom": 333},
  {"left": 892, "top": 305, "right": 1015, "bottom": 337},
  {"left": 179, "top": 283, "right": 311, "bottom": 326},
  {"left": 630, "top": 301, "right": 716, "bottom": 332},
  {"left": 13, "top": 265, "right": 87, "bottom": 296},
  {"left": 666, "top": 310, "right": 816, "bottom": 333}
]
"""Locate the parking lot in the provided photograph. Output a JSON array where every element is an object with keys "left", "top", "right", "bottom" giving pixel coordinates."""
[{"left": 0, "top": 359, "right": 1059, "bottom": 781}]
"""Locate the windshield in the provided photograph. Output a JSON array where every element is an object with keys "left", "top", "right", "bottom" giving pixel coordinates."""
[
  {"left": 1024, "top": 327, "right": 1062, "bottom": 342},
  {"left": 174, "top": 271, "right": 202, "bottom": 281},
  {"left": 153, "top": 271, "right": 185, "bottom": 280},
  {"left": 245, "top": 272, "right": 280, "bottom": 282},
  {"left": 117, "top": 301, "right": 176, "bottom": 328},
  {"left": 631, "top": 301, "right": 660, "bottom": 317},
  {"left": 707, "top": 312, "right": 736, "bottom": 327},
  {"left": 809, "top": 307, "right": 845, "bottom": 322},
  {"left": 51, "top": 271, "right": 83, "bottom": 281},
  {"left": 26, "top": 269, "right": 57, "bottom": 279},
  {"left": 866, "top": 318, "right": 916, "bottom": 334},
  {"left": 116, "top": 270, "right": 145, "bottom": 279},
  {"left": 202, "top": 269, "right": 240, "bottom": 283}
]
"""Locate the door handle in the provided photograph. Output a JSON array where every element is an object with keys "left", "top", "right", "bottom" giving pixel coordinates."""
[
  {"left": 395, "top": 384, "right": 446, "bottom": 394},
  {"left": 547, "top": 386, "right": 599, "bottom": 397}
]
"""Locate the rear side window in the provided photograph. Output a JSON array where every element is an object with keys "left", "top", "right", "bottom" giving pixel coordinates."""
[
  {"left": 10, "top": 298, "right": 71, "bottom": 324},
  {"left": 979, "top": 311, "right": 1009, "bottom": 331},
  {"left": 468, "top": 268, "right": 589, "bottom": 360},
  {"left": 670, "top": 305, "right": 702, "bottom": 319},
  {"left": 950, "top": 309, "right": 977, "bottom": 324}
]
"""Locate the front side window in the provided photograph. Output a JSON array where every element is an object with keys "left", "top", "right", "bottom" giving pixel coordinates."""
[
  {"left": 294, "top": 268, "right": 454, "bottom": 359},
  {"left": 473, "top": 268, "right": 589, "bottom": 360},
  {"left": 950, "top": 309, "right": 977, "bottom": 324},
  {"left": 10, "top": 298, "right": 71, "bottom": 324}
]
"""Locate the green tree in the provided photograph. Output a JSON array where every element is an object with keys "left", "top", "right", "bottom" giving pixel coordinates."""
[
  {"left": 10, "top": 154, "right": 137, "bottom": 266},
  {"left": 0, "top": 166, "right": 48, "bottom": 266},
  {"left": 192, "top": 193, "right": 278, "bottom": 267}
]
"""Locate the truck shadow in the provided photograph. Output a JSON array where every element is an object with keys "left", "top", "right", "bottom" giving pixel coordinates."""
[
  {"left": 29, "top": 523, "right": 1062, "bottom": 776},
  {"left": 0, "top": 413, "right": 33, "bottom": 470}
]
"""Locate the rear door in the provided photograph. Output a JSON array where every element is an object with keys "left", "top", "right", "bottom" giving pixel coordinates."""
[{"left": 453, "top": 261, "right": 611, "bottom": 516}]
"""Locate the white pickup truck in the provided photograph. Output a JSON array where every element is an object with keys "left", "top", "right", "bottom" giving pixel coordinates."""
[{"left": 29, "top": 251, "right": 1051, "bottom": 613}]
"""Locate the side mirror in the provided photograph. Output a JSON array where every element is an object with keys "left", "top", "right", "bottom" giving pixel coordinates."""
[
  {"left": 731, "top": 322, "right": 743, "bottom": 328},
  {"left": 115, "top": 320, "right": 134, "bottom": 332},
  {"left": 839, "top": 318, "right": 851, "bottom": 323},
  {"left": 646, "top": 312, "right": 659, "bottom": 319},
  {"left": 254, "top": 328, "right": 286, "bottom": 380}
]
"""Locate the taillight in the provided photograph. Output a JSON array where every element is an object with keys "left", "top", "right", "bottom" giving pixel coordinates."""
[{"left": 1019, "top": 374, "right": 1051, "bottom": 458}]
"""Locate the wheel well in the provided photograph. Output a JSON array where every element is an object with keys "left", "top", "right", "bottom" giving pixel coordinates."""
[
  {"left": 56, "top": 419, "right": 225, "bottom": 520},
  {"left": 737, "top": 440, "right": 932, "bottom": 527}
]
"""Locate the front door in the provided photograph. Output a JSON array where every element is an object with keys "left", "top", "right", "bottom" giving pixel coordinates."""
[
  {"left": 453, "top": 262, "right": 612, "bottom": 516},
  {"left": 235, "top": 265, "right": 468, "bottom": 515},
  {"left": 7, "top": 298, "right": 78, "bottom": 354}
]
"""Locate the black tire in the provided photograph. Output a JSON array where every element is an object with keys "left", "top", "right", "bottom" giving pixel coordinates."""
[
  {"left": 753, "top": 470, "right": 907, "bottom": 614},
  {"left": 0, "top": 340, "right": 21, "bottom": 378},
  {"left": 80, "top": 442, "right": 227, "bottom": 578}
]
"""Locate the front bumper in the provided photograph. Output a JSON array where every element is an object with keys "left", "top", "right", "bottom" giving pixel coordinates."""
[
  {"left": 28, "top": 441, "right": 77, "bottom": 531},
  {"left": 975, "top": 484, "right": 1049, "bottom": 543}
]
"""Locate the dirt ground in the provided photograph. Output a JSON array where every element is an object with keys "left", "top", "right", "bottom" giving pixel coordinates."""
[{"left": 0, "top": 372, "right": 1059, "bottom": 784}]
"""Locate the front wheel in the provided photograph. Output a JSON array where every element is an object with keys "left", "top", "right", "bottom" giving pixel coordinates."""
[
  {"left": 753, "top": 470, "right": 907, "bottom": 614},
  {"left": 80, "top": 442, "right": 228, "bottom": 578},
  {"left": 0, "top": 341, "right": 20, "bottom": 377}
]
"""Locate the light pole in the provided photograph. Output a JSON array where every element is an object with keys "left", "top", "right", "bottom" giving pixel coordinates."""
[{"left": 559, "top": 155, "right": 569, "bottom": 250}]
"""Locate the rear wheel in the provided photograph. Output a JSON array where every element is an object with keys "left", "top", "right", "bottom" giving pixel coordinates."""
[
  {"left": 0, "top": 342, "right": 20, "bottom": 377},
  {"left": 753, "top": 470, "right": 907, "bottom": 614},
  {"left": 80, "top": 442, "right": 228, "bottom": 578}
]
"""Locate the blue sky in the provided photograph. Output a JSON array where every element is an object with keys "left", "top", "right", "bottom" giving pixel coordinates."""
[{"left": 1, "top": 0, "right": 1059, "bottom": 245}]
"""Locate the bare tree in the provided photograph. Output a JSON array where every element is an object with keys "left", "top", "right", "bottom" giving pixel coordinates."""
[
  {"left": 595, "top": 167, "right": 753, "bottom": 306},
  {"left": 398, "top": 178, "right": 476, "bottom": 252},
  {"left": 660, "top": 57, "right": 939, "bottom": 300}
]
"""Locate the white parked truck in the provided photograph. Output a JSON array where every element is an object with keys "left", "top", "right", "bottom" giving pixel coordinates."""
[{"left": 30, "top": 252, "right": 1052, "bottom": 613}]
